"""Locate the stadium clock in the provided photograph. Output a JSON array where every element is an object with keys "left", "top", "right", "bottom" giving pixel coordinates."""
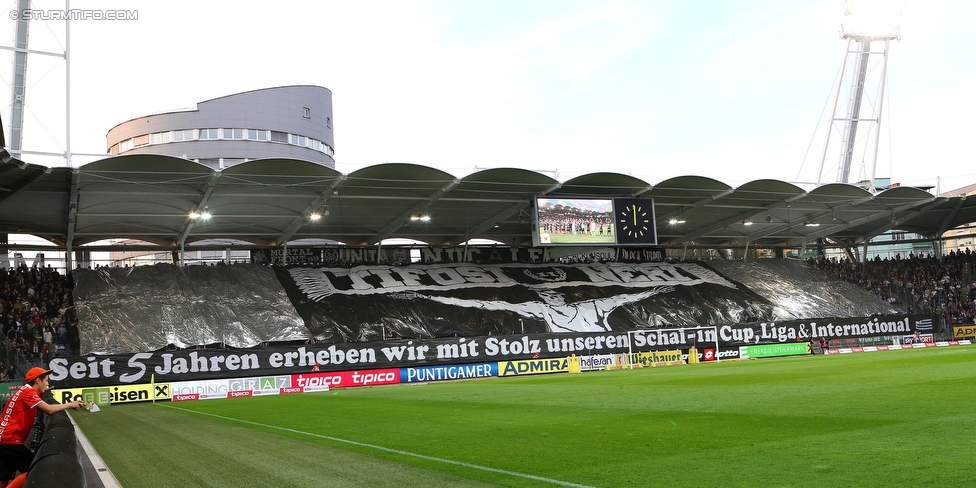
[{"left": 613, "top": 198, "right": 657, "bottom": 244}]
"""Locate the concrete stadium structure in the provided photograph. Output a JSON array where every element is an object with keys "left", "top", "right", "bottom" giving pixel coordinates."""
[{"left": 105, "top": 86, "right": 334, "bottom": 169}]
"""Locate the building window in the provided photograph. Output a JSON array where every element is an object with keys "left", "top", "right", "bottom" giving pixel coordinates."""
[
  {"left": 151, "top": 132, "right": 171, "bottom": 144},
  {"left": 303, "top": 107, "right": 311, "bottom": 119},
  {"left": 222, "top": 128, "right": 244, "bottom": 140},
  {"left": 327, "top": 117, "right": 331, "bottom": 129},
  {"left": 270, "top": 131, "right": 288, "bottom": 143},
  {"left": 173, "top": 129, "right": 193, "bottom": 142},
  {"left": 133, "top": 134, "right": 150, "bottom": 147},
  {"left": 199, "top": 128, "right": 218, "bottom": 140}
]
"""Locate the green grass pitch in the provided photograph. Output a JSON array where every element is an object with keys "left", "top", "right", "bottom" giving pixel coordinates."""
[{"left": 71, "top": 345, "right": 976, "bottom": 487}]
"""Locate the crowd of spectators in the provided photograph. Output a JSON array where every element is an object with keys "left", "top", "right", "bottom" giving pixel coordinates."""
[
  {"left": 810, "top": 248, "right": 976, "bottom": 325},
  {"left": 1, "top": 265, "right": 79, "bottom": 380}
]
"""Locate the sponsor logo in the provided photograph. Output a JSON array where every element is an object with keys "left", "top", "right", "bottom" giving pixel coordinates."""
[
  {"left": 280, "top": 387, "right": 304, "bottom": 394},
  {"left": 953, "top": 326, "right": 976, "bottom": 338},
  {"left": 634, "top": 350, "right": 683, "bottom": 366},
  {"left": 54, "top": 383, "right": 169, "bottom": 405},
  {"left": 227, "top": 390, "right": 252, "bottom": 398},
  {"left": 702, "top": 348, "right": 715, "bottom": 361},
  {"left": 402, "top": 363, "right": 497, "bottom": 383},
  {"left": 173, "top": 394, "right": 199, "bottom": 402},
  {"left": 293, "top": 369, "right": 399, "bottom": 388},
  {"left": 499, "top": 358, "right": 569, "bottom": 376}
]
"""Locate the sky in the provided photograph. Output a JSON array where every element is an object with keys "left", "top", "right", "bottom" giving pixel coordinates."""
[{"left": 2, "top": 0, "right": 975, "bottom": 193}]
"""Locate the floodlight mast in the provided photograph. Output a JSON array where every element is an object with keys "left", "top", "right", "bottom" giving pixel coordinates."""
[
  {"left": 7, "top": 0, "right": 31, "bottom": 161},
  {"left": 815, "top": 0, "right": 902, "bottom": 192},
  {"left": 3, "top": 0, "right": 73, "bottom": 166}
]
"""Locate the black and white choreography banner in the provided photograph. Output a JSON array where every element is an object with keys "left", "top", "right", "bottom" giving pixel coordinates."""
[
  {"left": 275, "top": 262, "right": 768, "bottom": 342},
  {"left": 50, "top": 313, "right": 931, "bottom": 388},
  {"left": 286, "top": 262, "right": 738, "bottom": 298}
]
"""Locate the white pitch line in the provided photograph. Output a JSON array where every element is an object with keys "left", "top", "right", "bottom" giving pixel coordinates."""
[
  {"left": 68, "top": 413, "right": 124, "bottom": 488},
  {"left": 163, "top": 404, "right": 593, "bottom": 488}
]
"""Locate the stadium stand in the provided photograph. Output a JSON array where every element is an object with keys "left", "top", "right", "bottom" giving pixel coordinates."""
[
  {"left": 1, "top": 265, "right": 79, "bottom": 378},
  {"left": 810, "top": 249, "right": 976, "bottom": 325}
]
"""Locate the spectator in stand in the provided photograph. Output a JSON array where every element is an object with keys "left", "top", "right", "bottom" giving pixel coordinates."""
[
  {"left": 1, "top": 265, "right": 76, "bottom": 371},
  {"left": 810, "top": 248, "right": 976, "bottom": 327}
]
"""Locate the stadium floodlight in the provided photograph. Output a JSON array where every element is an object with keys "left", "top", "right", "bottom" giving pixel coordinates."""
[
  {"left": 191, "top": 207, "right": 212, "bottom": 220},
  {"left": 309, "top": 213, "right": 321, "bottom": 221},
  {"left": 840, "top": 0, "right": 903, "bottom": 40}
]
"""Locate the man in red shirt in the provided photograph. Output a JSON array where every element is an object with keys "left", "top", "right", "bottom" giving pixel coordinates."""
[{"left": 0, "top": 367, "right": 85, "bottom": 487}]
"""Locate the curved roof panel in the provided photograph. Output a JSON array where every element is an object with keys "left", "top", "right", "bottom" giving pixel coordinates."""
[
  {"left": 555, "top": 172, "right": 650, "bottom": 196},
  {"left": 1, "top": 155, "right": 973, "bottom": 254}
]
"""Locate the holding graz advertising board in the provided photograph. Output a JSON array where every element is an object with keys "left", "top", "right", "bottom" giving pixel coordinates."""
[{"left": 50, "top": 313, "right": 931, "bottom": 388}]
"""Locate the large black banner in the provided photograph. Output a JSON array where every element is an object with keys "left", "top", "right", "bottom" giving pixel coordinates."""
[
  {"left": 50, "top": 313, "right": 930, "bottom": 388},
  {"left": 250, "top": 246, "right": 637, "bottom": 267},
  {"left": 276, "top": 261, "right": 779, "bottom": 343}
]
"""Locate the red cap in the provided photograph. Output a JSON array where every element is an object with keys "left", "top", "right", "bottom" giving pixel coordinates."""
[{"left": 25, "top": 367, "right": 53, "bottom": 383}]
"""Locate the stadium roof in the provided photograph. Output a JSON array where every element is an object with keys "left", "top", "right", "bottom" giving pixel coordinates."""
[{"left": 2, "top": 155, "right": 974, "bottom": 251}]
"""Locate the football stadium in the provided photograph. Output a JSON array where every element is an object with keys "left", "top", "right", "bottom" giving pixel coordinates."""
[{"left": 3, "top": 3, "right": 976, "bottom": 488}]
